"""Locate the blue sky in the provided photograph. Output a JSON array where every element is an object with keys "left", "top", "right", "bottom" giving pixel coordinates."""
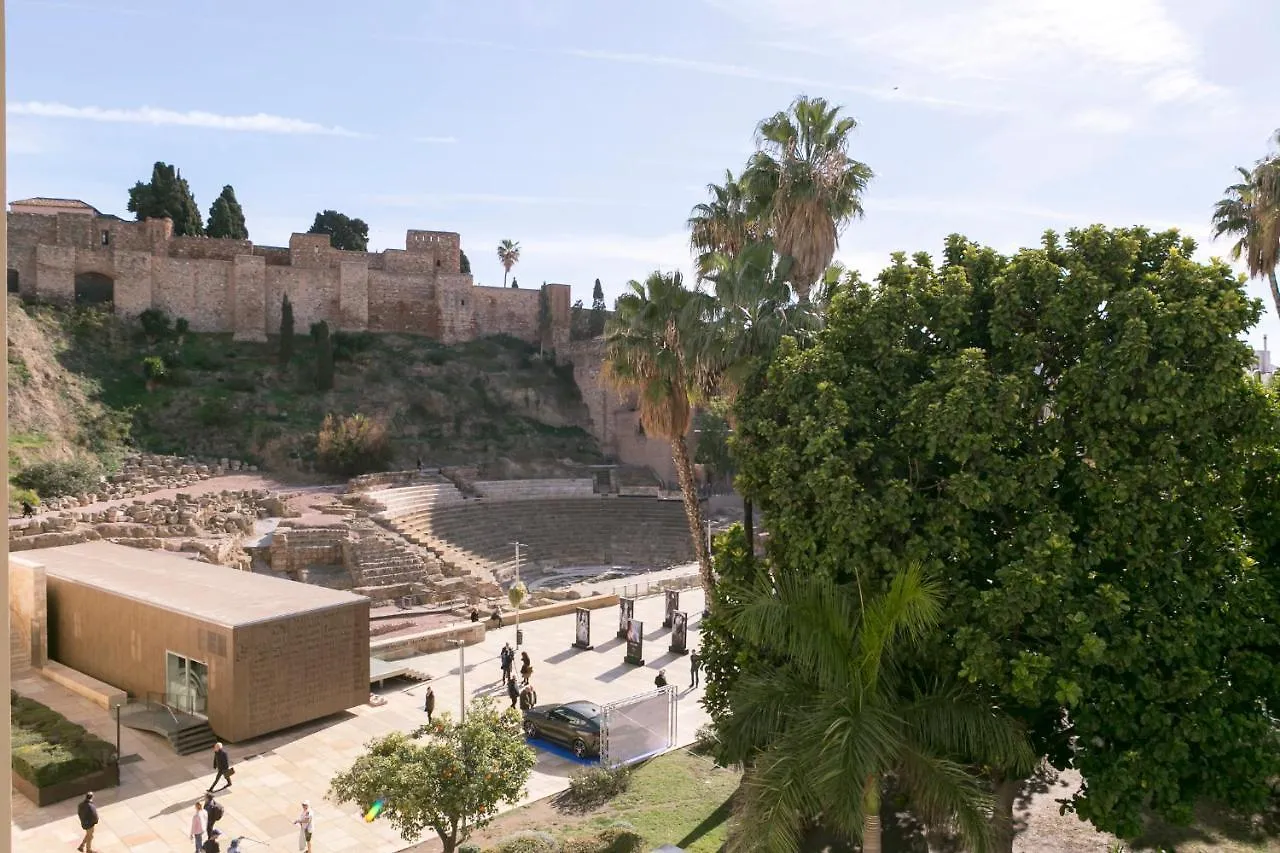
[{"left": 9, "top": 0, "right": 1280, "bottom": 346}]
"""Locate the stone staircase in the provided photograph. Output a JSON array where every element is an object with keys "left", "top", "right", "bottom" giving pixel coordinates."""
[{"left": 349, "top": 522, "right": 495, "bottom": 603}]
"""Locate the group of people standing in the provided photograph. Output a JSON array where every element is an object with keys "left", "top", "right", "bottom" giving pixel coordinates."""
[{"left": 501, "top": 642, "right": 539, "bottom": 709}]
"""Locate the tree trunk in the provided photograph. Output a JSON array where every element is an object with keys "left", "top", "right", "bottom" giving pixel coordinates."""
[
  {"left": 989, "top": 772, "right": 1022, "bottom": 853},
  {"left": 503, "top": 268, "right": 509, "bottom": 288},
  {"left": 671, "top": 435, "right": 713, "bottom": 598},
  {"left": 861, "top": 774, "right": 882, "bottom": 853},
  {"left": 1269, "top": 270, "right": 1280, "bottom": 325},
  {"left": 743, "top": 496, "right": 754, "bottom": 559}
]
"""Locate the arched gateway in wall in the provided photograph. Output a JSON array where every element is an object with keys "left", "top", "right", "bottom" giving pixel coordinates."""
[{"left": 74, "top": 272, "right": 114, "bottom": 305}]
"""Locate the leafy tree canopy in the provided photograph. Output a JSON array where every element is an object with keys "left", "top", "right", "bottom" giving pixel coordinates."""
[
  {"left": 308, "top": 209, "right": 369, "bottom": 252},
  {"left": 127, "top": 161, "right": 204, "bottom": 236},
  {"left": 328, "top": 698, "right": 536, "bottom": 853},
  {"left": 729, "top": 226, "right": 1280, "bottom": 839},
  {"left": 206, "top": 185, "right": 248, "bottom": 240},
  {"left": 460, "top": 249, "right": 471, "bottom": 275}
]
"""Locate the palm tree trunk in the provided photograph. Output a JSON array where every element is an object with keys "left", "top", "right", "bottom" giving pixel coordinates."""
[
  {"left": 861, "top": 774, "right": 882, "bottom": 853},
  {"left": 1269, "top": 270, "right": 1280, "bottom": 324},
  {"left": 743, "top": 496, "right": 755, "bottom": 558},
  {"left": 503, "top": 269, "right": 509, "bottom": 287},
  {"left": 989, "top": 771, "right": 1022, "bottom": 853},
  {"left": 671, "top": 435, "right": 713, "bottom": 598}
]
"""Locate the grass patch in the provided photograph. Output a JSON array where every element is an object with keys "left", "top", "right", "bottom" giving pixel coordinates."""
[{"left": 10, "top": 692, "right": 116, "bottom": 788}]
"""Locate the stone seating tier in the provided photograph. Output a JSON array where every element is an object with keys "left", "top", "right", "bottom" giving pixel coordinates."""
[{"left": 385, "top": 497, "right": 695, "bottom": 582}]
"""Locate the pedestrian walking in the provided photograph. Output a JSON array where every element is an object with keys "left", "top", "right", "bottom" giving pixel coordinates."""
[
  {"left": 423, "top": 685, "right": 436, "bottom": 723},
  {"left": 208, "top": 742, "right": 233, "bottom": 792},
  {"left": 294, "top": 801, "right": 315, "bottom": 853},
  {"left": 203, "top": 827, "right": 223, "bottom": 853},
  {"left": 500, "top": 642, "right": 514, "bottom": 682},
  {"left": 690, "top": 649, "right": 702, "bottom": 688},
  {"left": 21, "top": 500, "right": 35, "bottom": 518},
  {"left": 204, "top": 792, "right": 224, "bottom": 835},
  {"left": 519, "top": 651, "right": 533, "bottom": 685},
  {"left": 76, "top": 791, "right": 99, "bottom": 853},
  {"left": 190, "top": 801, "right": 208, "bottom": 853},
  {"left": 506, "top": 676, "right": 520, "bottom": 709},
  {"left": 655, "top": 670, "right": 668, "bottom": 688}
]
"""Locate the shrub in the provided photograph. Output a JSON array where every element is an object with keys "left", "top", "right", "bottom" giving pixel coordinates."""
[
  {"left": 138, "top": 308, "right": 172, "bottom": 342},
  {"left": 142, "top": 355, "right": 167, "bottom": 382},
  {"left": 196, "top": 397, "right": 236, "bottom": 428},
  {"left": 332, "top": 330, "right": 376, "bottom": 362},
  {"left": 10, "top": 692, "right": 115, "bottom": 788},
  {"left": 9, "top": 487, "right": 39, "bottom": 514},
  {"left": 561, "top": 828, "right": 644, "bottom": 853},
  {"left": 691, "top": 723, "right": 719, "bottom": 756},
  {"left": 489, "top": 830, "right": 560, "bottom": 853},
  {"left": 316, "top": 413, "right": 392, "bottom": 476},
  {"left": 175, "top": 317, "right": 190, "bottom": 336},
  {"left": 563, "top": 764, "right": 632, "bottom": 808},
  {"left": 459, "top": 844, "right": 482, "bottom": 853},
  {"left": 223, "top": 373, "right": 256, "bottom": 393},
  {"left": 13, "top": 458, "right": 103, "bottom": 499}
]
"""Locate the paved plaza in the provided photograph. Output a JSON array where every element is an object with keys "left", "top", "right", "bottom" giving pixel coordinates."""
[{"left": 11, "top": 588, "right": 709, "bottom": 852}]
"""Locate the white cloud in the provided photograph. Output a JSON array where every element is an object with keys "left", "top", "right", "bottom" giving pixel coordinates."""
[
  {"left": 364, "top": 193, "right": 636, "bottom": 208},
  {"left": 415, "top": 136, "right": 458, "bottom": 144},
  {"left": 7, "top": 101, "right": 361, "bottom": 137}
]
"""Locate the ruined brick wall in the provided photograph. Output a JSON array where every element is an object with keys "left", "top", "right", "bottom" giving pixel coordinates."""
[{"left": 6, "top": 214, "right": 568, "bottom": 347}]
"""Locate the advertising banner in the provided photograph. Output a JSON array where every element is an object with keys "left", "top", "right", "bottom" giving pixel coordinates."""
[
  {"left": 663, "top": 589, "right": 680, "bottom": 628},
  {"left": 573, "top": 607, "right": 592, "bottom": 650},
  {"left": 618, "top": 597, "right": 635, "bottom": 639},
  {"left": 669, "top": 611, "right": 688, "bottom": 655},
  {"left": 625, "top": 619, "right": 645, "bottom": 666}
]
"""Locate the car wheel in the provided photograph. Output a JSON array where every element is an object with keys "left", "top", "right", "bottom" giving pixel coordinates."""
[
  {"left": 572, "top": 738, "right": 588, "bottom": 758},
  {"left": 523, "top": 720, "right": 539, "bottom": 739}
]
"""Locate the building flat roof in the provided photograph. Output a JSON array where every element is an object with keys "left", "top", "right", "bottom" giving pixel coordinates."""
[{"left": 31, "top": 541, "right": 367, "bottom": 628}]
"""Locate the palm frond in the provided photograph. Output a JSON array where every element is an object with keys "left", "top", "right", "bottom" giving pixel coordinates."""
[
  {"left": 900, "top": 684, "right": 1037, "bottom": 775},
  {"left": 854, "top": 562, "right": 942, "bottom": 688},
  {"left": 896, "top": 745, "right": 997, "bottom": 853},
  {"left": 726, "top": 743, "right": 824, "bottom": 853}
]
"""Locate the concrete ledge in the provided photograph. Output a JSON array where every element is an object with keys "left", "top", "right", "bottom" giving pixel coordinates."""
[
  {"left": 490, "top": 593, "right": 619, "bottom": 629},
  {"left": 39, "top": 661, "right": 127, "bottom": 711},
  {"left": 13, "top": 762, "right": 119, "bottom": 807},
  {"left": 372, "top": 622, "right": 487, "bottom": 661}
]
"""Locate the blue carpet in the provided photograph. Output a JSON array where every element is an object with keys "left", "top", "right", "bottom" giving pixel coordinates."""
[{"left": 525, "top": 735, "right": 598, "bottom": 765}]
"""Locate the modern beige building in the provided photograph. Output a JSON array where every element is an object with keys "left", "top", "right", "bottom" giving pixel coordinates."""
[{"left": 33, "top": 542, "right": 370, "bottom": 742}]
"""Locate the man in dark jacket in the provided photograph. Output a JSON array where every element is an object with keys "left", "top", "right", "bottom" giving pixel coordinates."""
[
  {"left": 500, "top": 643, "right": 514, "bottom": 682},
  {"left": 506, "top": 676, "right": 520, "bottom": 709},
  {"left": 204, "top": 792, "right": 225, "bottom": 835},
  {"left": 203, "top": 827, "right": 223, "bottom": 853},
  {"left": 423, "top": 686, "right": 436, "bottom": 723},
  {"left": 76, "top": 791, "right": 99, "bottom": 853},
  {"left": 690, "top": 649, "right": 702, "bottom": 688},
  {"left": 208, "top": 742, "right": 232, "bottom": 792}
]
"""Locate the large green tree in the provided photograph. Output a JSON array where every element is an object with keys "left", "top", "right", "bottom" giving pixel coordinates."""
[
  {"left": 728, "top": 226, "right": 1280, "bottom": 843},
  {"left": 604, "top": 271, "right": 715, "bottom": 593},
  {"left": 741, "top": 96, "right": 873, "bottom": 302},
  {"left": 308, "top": 210, "right": 369, "bottom": 251},
  {"left": 717, "top": 563, "right": 1033, "bottom": 853},
  {"left": 460, "top": 249, "right": 471, "bottom": 274},
  {"left": 206, "top": 185, "right": 248, "bottom": 239},
  {"left": 329, "top": 698, "right": 536, "bottom": 853},
  {"left": 1212, "top": 131, "right": 1280, "bottom": 321},
  {"left": 127, "top": 161, "right": 204, "bottom": 236}
]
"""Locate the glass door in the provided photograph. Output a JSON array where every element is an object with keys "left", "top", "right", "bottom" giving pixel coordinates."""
[{"left": 165, "top": 652, "right": 210, "bottom": 716}]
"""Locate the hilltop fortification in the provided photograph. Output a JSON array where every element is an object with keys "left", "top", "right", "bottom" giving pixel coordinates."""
[{"left": 6, "top": 202, "right": 570, "bottom": 347}]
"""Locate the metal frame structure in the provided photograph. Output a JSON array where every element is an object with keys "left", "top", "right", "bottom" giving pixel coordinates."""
[{"left": 598, "top": 686, "right": 678, "bottom": 768}]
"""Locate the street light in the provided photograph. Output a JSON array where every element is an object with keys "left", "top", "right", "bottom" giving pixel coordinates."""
[
  {"left": 510, "top": 541, "right": 528, "bottom": 648},
  {"left": 447, "top": 639, "right": 466, "bottom": 722}
]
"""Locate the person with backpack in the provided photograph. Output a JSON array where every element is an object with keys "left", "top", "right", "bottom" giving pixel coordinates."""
[
  {"left": 77, "top": 791, "right": 99, "bottom": 852},
  {"left": 204, "top": 792, "right": 224, "bottom": 836}
]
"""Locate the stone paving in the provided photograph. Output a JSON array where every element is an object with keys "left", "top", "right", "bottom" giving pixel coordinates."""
[{"left": 11, "top": 588, "right": 709, "bottom": 852}]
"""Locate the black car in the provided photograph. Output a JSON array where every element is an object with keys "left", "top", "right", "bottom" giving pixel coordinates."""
[{"left": 522, "top": 700, "right": 602, "bottom": 758}]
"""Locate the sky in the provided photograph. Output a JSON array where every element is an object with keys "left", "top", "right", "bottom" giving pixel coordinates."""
[{"left": 8, "top": 0, "right": 1280, "bottom": 347}]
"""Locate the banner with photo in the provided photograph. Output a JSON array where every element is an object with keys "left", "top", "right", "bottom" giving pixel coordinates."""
[
  {"left": 574, "top": 607, "right": 592, "bottom": 650},
  {"left": 669, "top": 611, "right": 688, "bottom": 654},
  {"left": 625, "top": 619, "right": 644, "bottom": 665},
  {"left": 663, "top": 589, "right": 680, "bottom": 627},
  {"left": 618, "top": 597, "right": 635, "bottom": 639}
]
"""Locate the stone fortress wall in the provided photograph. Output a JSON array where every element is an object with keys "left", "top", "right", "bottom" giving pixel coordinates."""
[{"left": 6, "top": 210, "right": 571, "bottom": 348}]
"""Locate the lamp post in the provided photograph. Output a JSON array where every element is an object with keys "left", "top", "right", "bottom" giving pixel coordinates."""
[
  {"left": 447, "top": 639, "right": 466, "bottom": 722},
  {"left": 510, "top": 541, "right": 527, "bottom": 648}
]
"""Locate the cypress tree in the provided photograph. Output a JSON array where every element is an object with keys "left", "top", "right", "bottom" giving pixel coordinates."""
[
  {"left": 589, "top": 278, "right": 606, "bottom": 337},
  {"left": 207, "top": 185, "right": 249, "bottom": 239},
  {"left": 127, "top": 162, "right": 204, "bottom": 236},
  {"left": 459, "top": 250, "right": 471, "bottom": 274},
  {"left": 279, "top": 294, "right": 295, "bottom": 366}
]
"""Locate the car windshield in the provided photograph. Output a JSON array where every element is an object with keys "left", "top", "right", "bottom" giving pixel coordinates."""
[{"left": 564, "top": 701, "right": 601, "bottom": 720}]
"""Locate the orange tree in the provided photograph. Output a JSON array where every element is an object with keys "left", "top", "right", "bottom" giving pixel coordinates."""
[
  {"left": 715, "top": 227, "right": 1280, "bottom": 847},
  {"left": 328, "top": 697, "right": 536, "bottom": 853}
]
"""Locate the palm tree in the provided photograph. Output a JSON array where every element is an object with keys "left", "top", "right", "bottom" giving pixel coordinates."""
[
  {"left": 689, "top": 171, "right": 763, "bottom": 280},
  {"left": 744, "top": 95, "right": 873, "bottom": 302},
  {"left": 604, "top": 271, "right": 715, "bottom": 595},
  {"left": 697, "top": 241, "right": 822, "bottom": 552},
  {"left": 497, "top": 239, "right": 521, "bottom": 287},
  {"left": 718, "top": 564, "right": 1035, "bottom": 853},
  {"left": 1212, "top": 137, "right": 1280, "bottom": 320}
]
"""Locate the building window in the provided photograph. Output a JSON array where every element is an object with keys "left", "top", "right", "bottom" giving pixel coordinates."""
[
  {"left": 7, "top": 269, "right": 18, "bottom": 293},
  {"left": 101, "top": 230, "right": 110, "bottom": 246}
]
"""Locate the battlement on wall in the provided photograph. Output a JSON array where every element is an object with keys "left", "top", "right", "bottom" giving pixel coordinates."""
[{"left": 6, "top": 212, "right": 463, "bottom": 273}]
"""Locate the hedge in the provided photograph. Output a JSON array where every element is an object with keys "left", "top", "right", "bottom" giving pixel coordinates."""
[{"left": 10, "top": 692, "right": 116, "bottom": 787}]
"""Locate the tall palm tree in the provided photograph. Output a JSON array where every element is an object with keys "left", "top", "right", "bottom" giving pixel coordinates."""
[
  {"left": 1212, "top": 139, "right": 1280, "bottom": 321},
  {"left": 697, "top": 241, "right": 822, "bottom": 552},
  {"left": 744, "top": 96, "right": 873, "bottom": 303},
  {"left": 688, "top": 171, "right": 763, "bottom": 280},
  {"left": 718, "top": 564, "right": 1034, "bottom": 853},
  {"left": 604, "top": 271, "right": 715, "bottom": 594},
  {"left": 497, "top": 239, "right": 521, "bottom": 287}
]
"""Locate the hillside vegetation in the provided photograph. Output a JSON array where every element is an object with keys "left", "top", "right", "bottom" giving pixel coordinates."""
[{"left": 7, "top": 297, "right": 602, "bottom": 486}]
